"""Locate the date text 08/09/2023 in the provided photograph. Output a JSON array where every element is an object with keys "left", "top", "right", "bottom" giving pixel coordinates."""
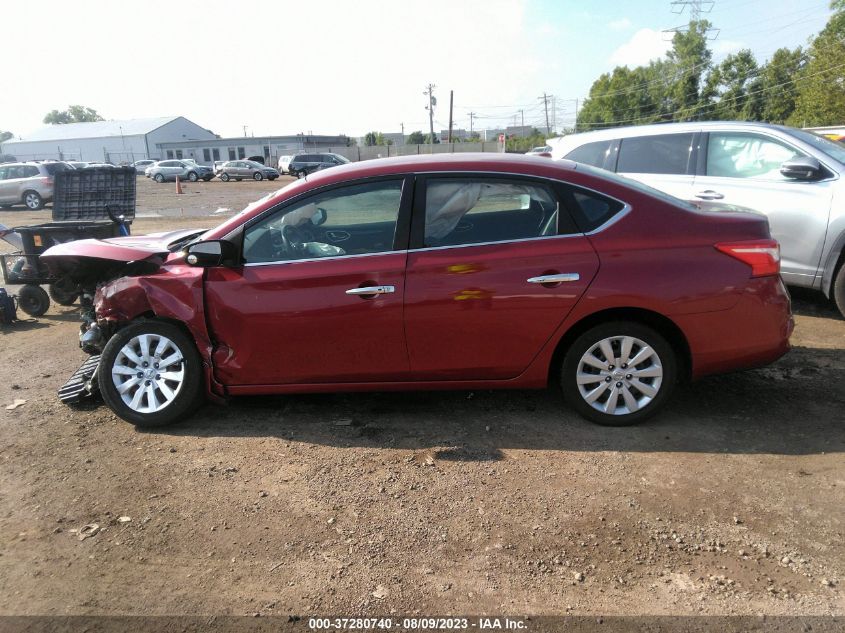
[{"left": 308, "top": 617, "right": 528, "bottom": 630}]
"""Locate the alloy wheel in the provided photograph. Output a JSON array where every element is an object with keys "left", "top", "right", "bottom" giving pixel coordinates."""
[{"left": 111, "top": 333, "right": 185, "bottom": 413}]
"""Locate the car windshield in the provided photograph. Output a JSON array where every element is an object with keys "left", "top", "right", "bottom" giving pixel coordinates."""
[{"left": 787, "top": 129, "right": 845, "bottom": 165}]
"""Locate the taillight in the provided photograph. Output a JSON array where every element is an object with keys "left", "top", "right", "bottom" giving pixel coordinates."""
[
  {"left": 715, "top": 240, "right": 780, "bottom": 277},
  {"left": 42, "top": 177, "right": 53, "bottom": 186}
]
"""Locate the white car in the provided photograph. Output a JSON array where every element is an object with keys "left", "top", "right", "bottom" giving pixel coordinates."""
[{"left": 277, "top": 155, "right": 293, "bottom": 174}]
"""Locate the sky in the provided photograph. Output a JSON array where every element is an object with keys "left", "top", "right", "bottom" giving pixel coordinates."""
[{"left": 0, "top": 0, "right": 833, "bottom": 140}]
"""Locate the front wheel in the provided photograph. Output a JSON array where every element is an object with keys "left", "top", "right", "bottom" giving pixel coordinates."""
[
  {"left": 561, "top": 321, "right": 676, "bottom": 426},
  {"left": 253, "top": 172, "right": 263, "bottom": 181},
  {"left": 154, "top": 173, "right": 165, "bottom": 183},
  {"left": 98, "top": 320, "right": 204, "bottom": 427},
  {"left": 833, "top": 263, "right": 845, "bottom": 319},
  {"left": 187, "top": 171, "right": 199, "bottom": 182}
]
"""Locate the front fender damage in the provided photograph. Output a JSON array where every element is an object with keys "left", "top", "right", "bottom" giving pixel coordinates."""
[{"left": 94, "top": 266, "right": 227, "bottom": 403}]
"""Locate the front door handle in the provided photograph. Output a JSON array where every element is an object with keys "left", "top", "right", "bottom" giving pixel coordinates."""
[
  {"left": 345, "top": 285, "right": 395, "bottom": 296},
  {"left": 695, "top": 190, "right": 724, "bottom": 200},
  {"left": 527, "top": 273, "right": 580, "bottom": 284}
]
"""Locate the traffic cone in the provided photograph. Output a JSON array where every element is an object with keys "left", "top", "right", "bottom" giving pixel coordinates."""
[{"left": 176, "top": 175, "right": 183, "bottom": 194}]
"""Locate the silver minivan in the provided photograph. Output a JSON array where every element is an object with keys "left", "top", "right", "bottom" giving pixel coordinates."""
[
  {"left": 0, "top": 161, "right": 72, "bottom": 210},
  {"left": 549, "top": 121, "right": 845, "bottom": 316}
]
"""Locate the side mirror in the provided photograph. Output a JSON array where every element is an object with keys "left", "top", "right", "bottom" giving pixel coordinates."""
[
  {"left": 780, "top": 156, "right": 823, "bottom": 181},
  {"left": 185, "top": 240, "right": 237, "bottom": 267},
  {"left": 312, "top": 207, "right": 327, "bottom": 226}
]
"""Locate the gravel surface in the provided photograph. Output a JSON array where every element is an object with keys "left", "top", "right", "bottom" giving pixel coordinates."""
[{"left": 0, "top": 178, "right": 842, "bottom": 617}]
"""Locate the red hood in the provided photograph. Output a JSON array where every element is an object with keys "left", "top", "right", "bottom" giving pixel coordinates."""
[{"left": 41, "top": 228, "right": 204, "bottom": 265}]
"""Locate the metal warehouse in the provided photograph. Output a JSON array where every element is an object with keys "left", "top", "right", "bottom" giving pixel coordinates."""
[{"left": 0, "top": 116, "right": 217, "bottom": 163}]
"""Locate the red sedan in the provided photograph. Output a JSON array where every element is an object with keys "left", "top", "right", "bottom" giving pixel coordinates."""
[{"left": 43, "top": 154, "right": 793, "bottom": 428}]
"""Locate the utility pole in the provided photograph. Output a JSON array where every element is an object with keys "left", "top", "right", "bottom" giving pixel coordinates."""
[
  {"left": 551, "top": 96, "right": 556, "bottom": 135},
  {"left": 539, "top": 93, "right": 550, "bottom": 135},
  {"left": 574, "top": 98, "right": 579, "bottom": 133},
  {"left": 424, "top": 83, "right": 436, "bottom": 144},
  {"left": 519, "top": 109, "right": 524, "bottom": 128},
  {"left": 448, "top": 90, "right": 454, "bottom": 143},
  {"left": 242, "top": 125, "right": 248, "bottom": 137},
  {"left": 468, "top": 112, "right": 475, "bottom": 136}
]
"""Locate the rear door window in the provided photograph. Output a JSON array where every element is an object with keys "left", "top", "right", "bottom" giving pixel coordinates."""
[
  {"left": 421, "top": 177, "right": 570, "bottom": 248},
  {"left": 617, "top": 133, "right": 695, "bottom": 175},
  {"left": 564, "top": 140, "right": 614, "bottom": 169}
]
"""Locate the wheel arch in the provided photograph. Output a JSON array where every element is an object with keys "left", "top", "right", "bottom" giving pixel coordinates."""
[{"left": 547, "top": 307, "right": 692, "bottom": 384}]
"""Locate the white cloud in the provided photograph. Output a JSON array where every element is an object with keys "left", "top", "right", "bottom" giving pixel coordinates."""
[
  {"left": 608, "top": 17, "right": 632, "bottom": 32},
  {"left": 609, "top": 28, "right": 671, "bottom": 67},
  {"left": 712, "top": 39, "right": 746, "bottom": 57}
]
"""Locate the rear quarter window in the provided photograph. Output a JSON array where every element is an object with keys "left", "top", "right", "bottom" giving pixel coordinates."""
[{"left": 562, "top": 186, "right": 625, "bottom": 232}]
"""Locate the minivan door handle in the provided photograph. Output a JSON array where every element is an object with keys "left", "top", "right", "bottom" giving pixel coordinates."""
[
  {"left": 695, "top": 190, "right": 724, "bottom": 200},
  {"left": 527, "top": 273, "right": 580, "bottom": 284}
]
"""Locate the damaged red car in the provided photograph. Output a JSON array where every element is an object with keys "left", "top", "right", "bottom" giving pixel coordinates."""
[{"left": 42, "top": 154, "right": 793, "bottom": 428}]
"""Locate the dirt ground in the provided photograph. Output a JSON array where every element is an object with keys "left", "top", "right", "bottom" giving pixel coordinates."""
[{"left": 0, "top": 176, "right": 843, "bottom": 619}]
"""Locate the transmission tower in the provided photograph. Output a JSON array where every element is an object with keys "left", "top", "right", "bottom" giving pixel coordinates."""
[{"left": 663, "top": 0, "right": 720, "bottom": 39}]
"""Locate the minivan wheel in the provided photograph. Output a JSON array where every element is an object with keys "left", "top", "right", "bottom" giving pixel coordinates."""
[
  {"left": 98, "top": 320, "right": 204, "bottom": 427},
  {"left": 154, "top": 173, "right": 165, "bottom": 183},
  {"left": 187, "top": 171, "right": 199, "bottom": 182},
  {"left": 253, "top": 171, "right": 263, "bottom": 181},
  {"left": 833, "top": 263, "right": 845, "bottom": 319},
  {"left": 561, "top": 321, "right": 676, "bottom": 426},
  {"left": 23, "top": 191, "right": 44, "bottom": 210}
]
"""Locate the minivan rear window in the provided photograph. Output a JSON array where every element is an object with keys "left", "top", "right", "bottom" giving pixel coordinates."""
[{"left": 617, "top": 133, "right": 694, "bottom": 175}]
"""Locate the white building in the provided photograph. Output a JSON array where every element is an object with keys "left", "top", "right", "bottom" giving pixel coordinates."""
[{"left": 0, "top": 116, "right": 216, "bottom": 163}]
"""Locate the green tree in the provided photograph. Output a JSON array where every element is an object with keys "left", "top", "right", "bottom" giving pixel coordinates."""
[
  {"left": 665, "top": 20, "right": 713, "bottom": 120},
  {"left": 0, "top": 130, "right": 12, "bottom": 143},
  {"left": 424, "top": 133, "right": 440, "bottom": 144},
  {"left": 759, "top": 47, "right": 805, "bottom": 123},
  {"left": 703, "top": 50, "right": 762, "bottom": 120},
  {"left": 43, "top": 105, "right": 104, "bottom": 124},
  {"left": 406, "top": 131, "right": 425, "bottom": 144},
  {"left": 363, "top": 131, "right": 393, "bottom": 146},
  {"left": 791, "top": 1, "right": 845, "bottom": 126}
]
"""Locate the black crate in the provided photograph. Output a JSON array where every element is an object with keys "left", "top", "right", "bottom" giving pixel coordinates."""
[
  {"left": 53, "top": 167, "right": 136, "bottom": 221},
  {"left": 13, "top": 221, "right": 128, "bottom": 256}
]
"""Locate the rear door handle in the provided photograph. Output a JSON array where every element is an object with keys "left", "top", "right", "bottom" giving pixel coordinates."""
[
  {"left": 695, "top": 190, "right": 724, "bottom": 200},
  {"left": 527, "top": 273, "right": 580, "bottom": 284},
  {"left": 345, "top": 285, "right": 395, "bottom": 296}
]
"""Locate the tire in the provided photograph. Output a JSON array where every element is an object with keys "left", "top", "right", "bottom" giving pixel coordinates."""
[
  {"left": 17, "top": 284, "right": 50, "bottom": 316},
  {"left": 98, "top": 320, "right": 204, "bottom": 427},
  {"left": 48, "top": 278, "right": 79, "bottom": 306},
  {"left": 154, "top": 173, "right": 165, "bottom": 183},
  {"left": 833, "top": 261, "right": 845, "bottom": 319},
  {"left": 561, "top": 321, "right": 677, "bottom": 426},
  {"left": 187, "top": 171, "right": 199, "bottom": 182},
  {"left": 23, "top": 191, "right": 44, "bottom": 210},
  {"left": 220, "top": 173, "right": 230, "bottom": 182},
  {"left": 253, "top": 171, "right": 263, "bottom": 181}
]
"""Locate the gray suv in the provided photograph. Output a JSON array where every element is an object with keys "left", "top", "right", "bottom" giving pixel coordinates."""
[
  {"left": 288, "top": 152, "right": 349, "bottom": 178},
  {"left": 0, "top": 161, "right": 73, "bottom": 210},
  {"left": 549, "top": 121, "right": 845, "bottom": 317}
]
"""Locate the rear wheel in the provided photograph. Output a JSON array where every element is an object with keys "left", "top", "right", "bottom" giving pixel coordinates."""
[
  {"left": 17, "top": 284, "right": 50, "bottom": 316},
  {"left": 23, "top": 191, "right": 44, "bottom": 210},
  {"left": 561, "top": 321, "right": 676, "bottom": 426},
  {"left": 833, "top": 261, "right": 845, "bottom": 319},
  {"left": 98, "top": 320, "right": 204, "bottom": 427},
  {"left": 220, "top": 173, "right": 230, "bottom": 182}
]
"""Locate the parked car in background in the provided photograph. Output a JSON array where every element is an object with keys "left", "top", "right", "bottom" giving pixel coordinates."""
[
  {"left": 44, "top": 153, "right": 792, "bottom": 428},
  {"left": 549, "top": 121, "right": 845, "bottom": 317},
  {"left": 277, "top": 155, "right": 293, "bottom": 174},
  {"left": 132, "top": 159, "right": 157, "bottom": 174},
  {"left": 218, "top": 160, "right": 279, "bottom": 182},
  {"left": 526, "top": 145, "right": 552, "bottom": 157},
  {"left": 288, "top": 152, "right": 349, "bottom": 178},
  {"left": 65, "top": 161, "right": 88, "bottom": 170},
  {"left": 0, "top": 161, "right": 73, "bottom": 209},
  {"left": 146, "top": 159, "right": 214, "bottom": 183}
]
